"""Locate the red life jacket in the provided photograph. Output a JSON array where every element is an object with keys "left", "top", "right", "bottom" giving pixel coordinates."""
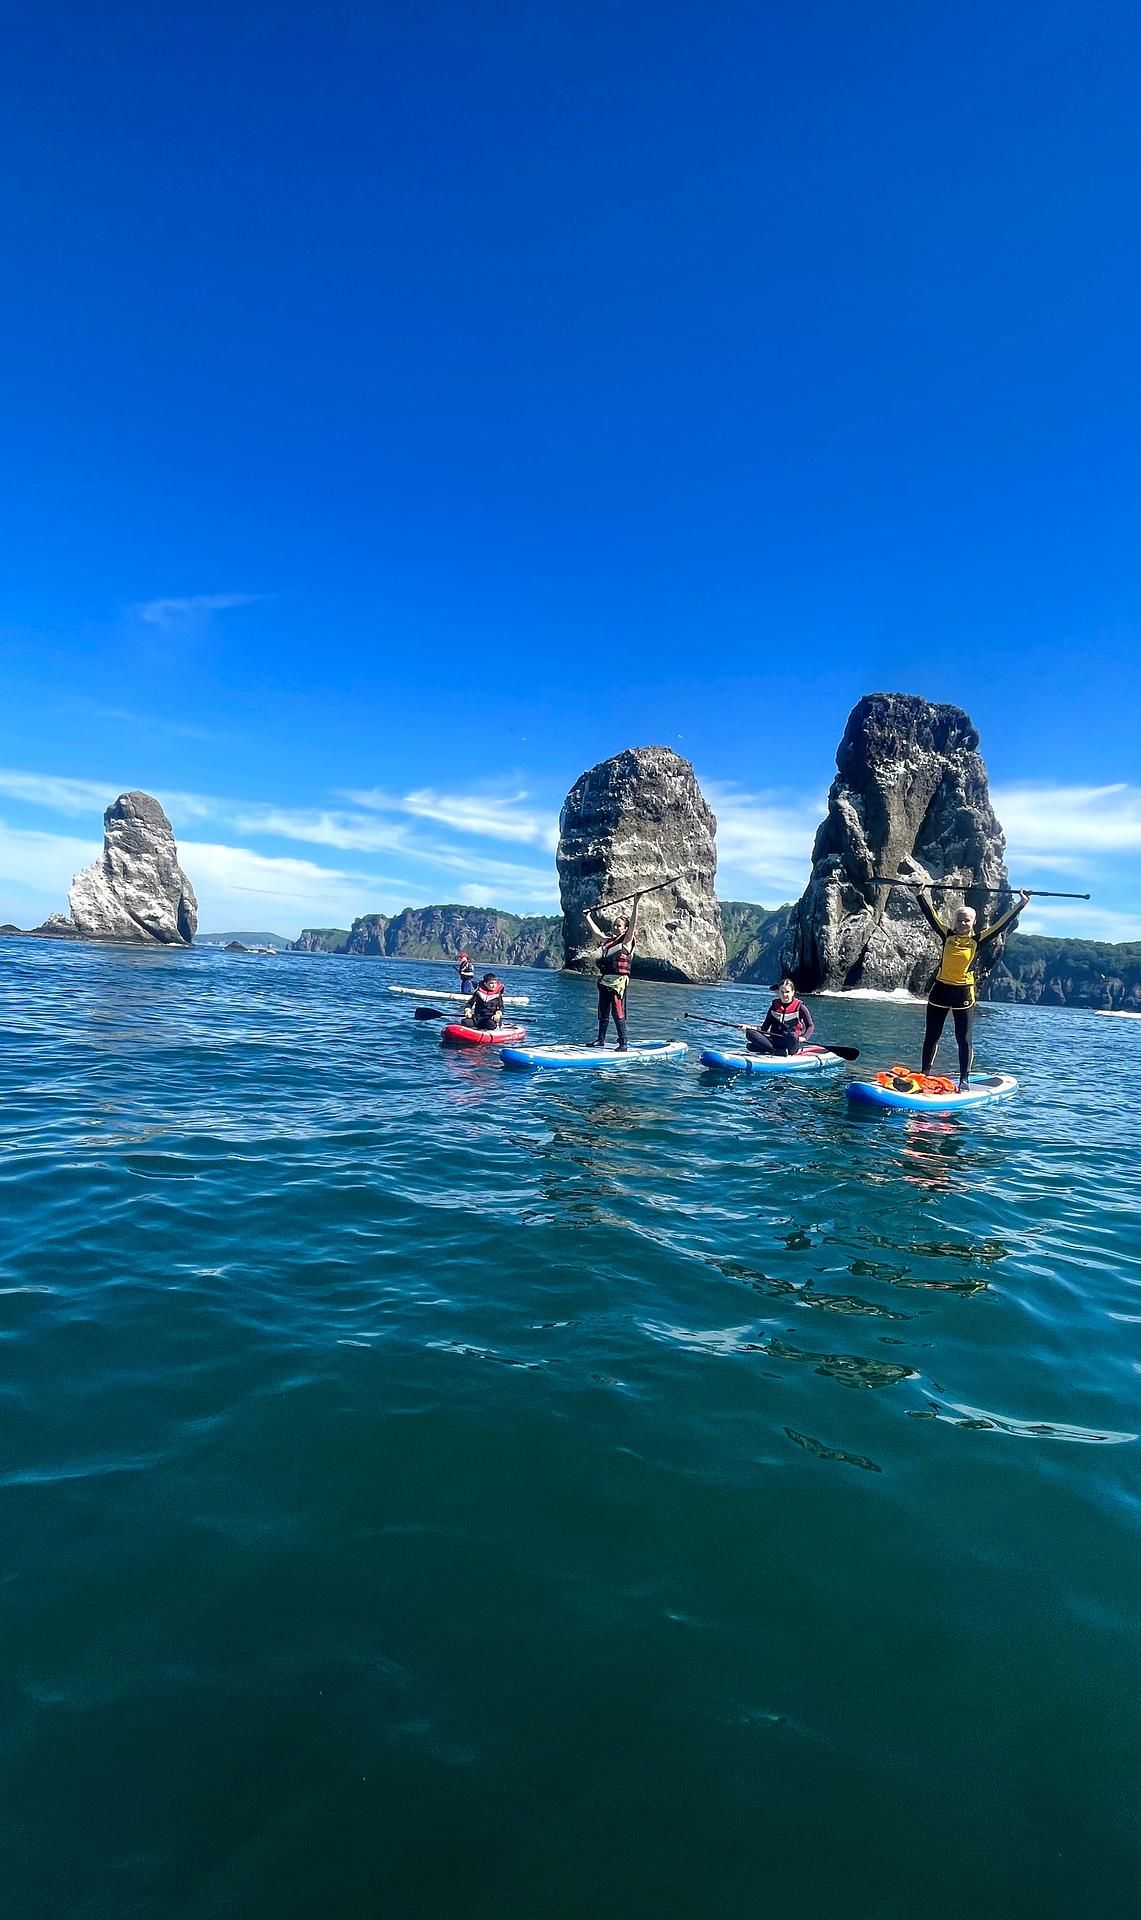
[
  {"left": 470, "top": 984, "right": 504, "bottom": 1029},
  {"left": 768, "top": 997, "right": 805, "bottom": 1033},
  {"left": 599, "top": 937, "right": 633, "bottom": 979}
]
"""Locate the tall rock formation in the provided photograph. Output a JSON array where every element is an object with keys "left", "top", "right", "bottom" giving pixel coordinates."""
[
  {"left": 557, "top": 748, "right": 725, "bottom": 982},
  {"left": 782, "top": 695, "right": 1012, "bottom": 993},
  {"left": 68, "top": 791, "right": 198, "bottom": 946}
]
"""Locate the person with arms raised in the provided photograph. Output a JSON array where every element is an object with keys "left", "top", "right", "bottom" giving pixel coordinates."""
[
  {"left": 913, "top": 882, "right": 1031, "bottom": 1090},
  {"left": 583, "top": 895, "right": 642, "bottom": 1051}
]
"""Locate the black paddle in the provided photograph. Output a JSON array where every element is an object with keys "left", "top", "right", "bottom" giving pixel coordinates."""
[
  {"left": 872, "top": 876, "right": 1090, "bottom": 900},
  {"left": 595, "top": 872, "right": 684, "bottom": 910},
  {"left": 683, "top": 1012, "right": 860, "bottom": 1061}
]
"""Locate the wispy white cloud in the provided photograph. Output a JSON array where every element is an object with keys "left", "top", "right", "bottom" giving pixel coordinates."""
[
  {"left": 701, "top": 780, "right": 824, "bottom": 905},
  {"left": 180, "top": 839, "right": 416, "bottom": 928},
  {"left": 132, "top": 593, "right": 260, "bottom": 630},
  {"left": 342, "top": 785, "right": 560, "bottom": 851},
  {"left": 0, "top": 770, "right": 124, "bottom": 817},
  {"left": 0, "top": 820, "right": 101, "bottom": 899},
  {"left": 0, "top": 769, "right": 219, "bottom": 826},
  {"left": 91, "top": 707, "right": 221, "bottom": 743},
  {"left": 225, "top": 804, "right": 414, "bottom": 855},
  {"left": 1019, "top": 902, "right": 1141, "bottom": 942},
  {"left": 992, "top": 783, "right": 1141, "bottom": 856}
]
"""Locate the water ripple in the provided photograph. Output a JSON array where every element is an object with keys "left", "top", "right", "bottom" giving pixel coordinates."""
[{"left": 2, "top": 941, "right": 1141, "bottom": 1917}]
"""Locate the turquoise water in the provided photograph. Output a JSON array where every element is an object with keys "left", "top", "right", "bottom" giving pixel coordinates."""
[{"left": 3, "top": 940, "right": 1140, "bottom": 1919}]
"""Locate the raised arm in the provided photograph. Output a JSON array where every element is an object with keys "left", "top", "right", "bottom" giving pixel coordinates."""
[
  {"left": 979, "top": 890, "right": 1032, "bottom": 944},
  {"left": 913, "top": 884, "right": 948, "bottom": 938},
  {"left": 583, "top": 908, "right": 604, "bottom": 942},
  {"left": 627, "top": 892, "right": 643, "bottom": 939}
]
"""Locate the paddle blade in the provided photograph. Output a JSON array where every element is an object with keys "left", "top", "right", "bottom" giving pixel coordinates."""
[
  {"left": 414, "top": 1006, "right": 446, "bottom": 1020},
  {"left": 824, "top": 1045, "right": 860, "bottom": 1060}
]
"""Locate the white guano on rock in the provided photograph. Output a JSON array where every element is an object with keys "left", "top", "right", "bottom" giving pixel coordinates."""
[
  {"left": 68, "top": 791, "right": 199, "bottom": 945},
  {"left": 557, "top": 747, "right": 725, "bottom": 983}
]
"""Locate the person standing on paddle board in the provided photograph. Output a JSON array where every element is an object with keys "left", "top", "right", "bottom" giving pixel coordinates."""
[
  {"left": 583, "top": 895, "right": 642, "bottom": 1051},
  {"left": 456, "top": 951, "right": 476, "bottom": 994},
  {"left": 744, "top": 980, "right": 816, "bottom": 1055},
  {"left": 462, "top": 973, "right": 505, "bottom": 1031},
  {"left": 913, "top": 883, "right": 1031, "bottom": 1089}
]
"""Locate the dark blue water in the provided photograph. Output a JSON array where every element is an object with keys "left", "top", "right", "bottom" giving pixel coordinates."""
[{"left": 3, "top": 940, "right": 1140, "bottom": 1919}]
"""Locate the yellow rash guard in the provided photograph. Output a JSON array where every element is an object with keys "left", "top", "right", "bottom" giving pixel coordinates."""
[{"left": 918, "top": 894, "right": 1022, "bottom": 1005}]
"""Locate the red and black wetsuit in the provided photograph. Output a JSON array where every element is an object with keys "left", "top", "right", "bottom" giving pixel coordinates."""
[
  {"left": 596, "top": 935, "right": 633, "bottom": 1049},
  {"left": 745, "top": 996, "right": 815, "bottom": 1056}
]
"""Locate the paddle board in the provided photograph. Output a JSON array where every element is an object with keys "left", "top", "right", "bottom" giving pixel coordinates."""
[
  {"left": 440, "top": 1024, "right": 526, "bottom": 1048},
  {"left": 846, "top": 1072, "right": 1017, "bottom": 1113},
  {"left": 700, "top": 1044, "right": 845, "bottom": 1075},
  {"left": 500, "top": 1040, "right": 687, "bottom": 1072},
  {"left": 387, "top": 984, "right": 529, "bottom": 1006}
]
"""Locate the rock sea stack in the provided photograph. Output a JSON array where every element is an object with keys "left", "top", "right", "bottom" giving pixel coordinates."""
[
  {"left": 68, "top": 791, "right": 198, "bottom": 946},
  {"left": 557, "top": 747, "right": 725, "bottom": 982},
  {"left": 782, "top": 694, "right": 1012, "bottom": 993}
]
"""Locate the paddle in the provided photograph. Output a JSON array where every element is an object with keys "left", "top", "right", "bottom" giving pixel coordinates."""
[
  {"left": 595, "top": 872, "right": 684, "bottom": 910},
  {"left": 682, "top": 1012, "right": 860, "bottom": 1061},
  {"left": 871, "top": 876, "right": 1090, "bottom": 900}
]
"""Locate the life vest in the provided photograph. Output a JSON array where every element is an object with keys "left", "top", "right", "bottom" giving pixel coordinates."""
[
  {"left": 599, "top": 937, "right": 632, "bottom": 980},
  {"left": 768, "top": 997, "right": 805, "bottom": 1033},
  {"left": 879, "top": 1065, "right": 957, "bottom": 1095},
  {"left": 469, "top": 984, "right": 504, "bottom": 1029}
]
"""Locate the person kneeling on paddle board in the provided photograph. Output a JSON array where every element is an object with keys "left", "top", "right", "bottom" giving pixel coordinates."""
[
  {"left": 745, "top": 980, "right": 816, "bottom": 1055},
  {"left": 583, "top": 895, "right": 641, "bottom": 1051},
  {"left": 463, "top": 973, "right": 505, "bottom": 1031},
  {"left": 456, "top": 951, "right": 476, "bottom": 993},
  {"left": 913, "top": 883, "right": 1030, "bottom": 1090}
]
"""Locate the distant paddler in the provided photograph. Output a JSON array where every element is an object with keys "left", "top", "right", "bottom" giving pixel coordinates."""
[
  {"left": 583, "top": 894, "right": 643, "bottom": 1052},
  {"left": 911, "top": 881, "right": 1031, "bottom": 1090},
  {"left": 456, "top": 950, "right": 476, "bottom": 994}
]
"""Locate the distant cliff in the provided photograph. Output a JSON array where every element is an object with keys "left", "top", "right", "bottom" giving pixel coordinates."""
[
  {"left": 720, "top": 902, "right": 795, "bottom": 984},
  {"left": 979, "top": 935, "right": 1141, "bottom": 1011},
  {"left": 290, "top": 906, "right": 563, "bottom": 967},
  {"left": 291, "top": 928, "right": 351, "bottom": 953}
]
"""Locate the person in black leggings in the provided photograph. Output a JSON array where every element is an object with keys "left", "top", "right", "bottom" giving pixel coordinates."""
[
  {"left": 583, "top": 895, "right": 642, "bottom": 1050},
  {"left": 914, "top": 883, "right": 1030, "bottom": 1088}
]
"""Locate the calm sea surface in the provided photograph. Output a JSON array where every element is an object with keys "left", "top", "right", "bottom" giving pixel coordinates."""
[{"left": 2, "top": 939, "right": 1139, "bottom": 1919}]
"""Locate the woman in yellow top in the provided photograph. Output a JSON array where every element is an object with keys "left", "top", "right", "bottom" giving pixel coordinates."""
[{"left": 913, "top": 883, "right": 1031, "bottom": 1089}]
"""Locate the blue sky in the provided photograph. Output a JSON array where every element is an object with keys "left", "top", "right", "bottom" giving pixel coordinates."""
[{"left": 1, "top": 1, "right": 1138, "bottom": 939}]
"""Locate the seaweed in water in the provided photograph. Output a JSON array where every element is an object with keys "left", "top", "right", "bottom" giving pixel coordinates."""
[{"left": 785, "top": 1428, "right": 882, "bottom": 1472}]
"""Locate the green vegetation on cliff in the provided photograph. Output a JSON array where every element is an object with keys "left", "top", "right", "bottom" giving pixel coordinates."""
[
  {"left": 720, "top": 901, "right": 794, "bottom": 984},
  {"left": 980, "top": 934, "right": 1141, "bottom": 1010},
  {"left": 288, "top": 901, "right": 1139, "bottom": 1007},
  {"left": 292, "top": 906, "right": 563, "bottom": 968}
]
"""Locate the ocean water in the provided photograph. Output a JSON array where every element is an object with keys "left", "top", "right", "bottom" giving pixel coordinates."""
[{"left": 2, "top": 939, "right": 1139, "bottom": 1920}]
